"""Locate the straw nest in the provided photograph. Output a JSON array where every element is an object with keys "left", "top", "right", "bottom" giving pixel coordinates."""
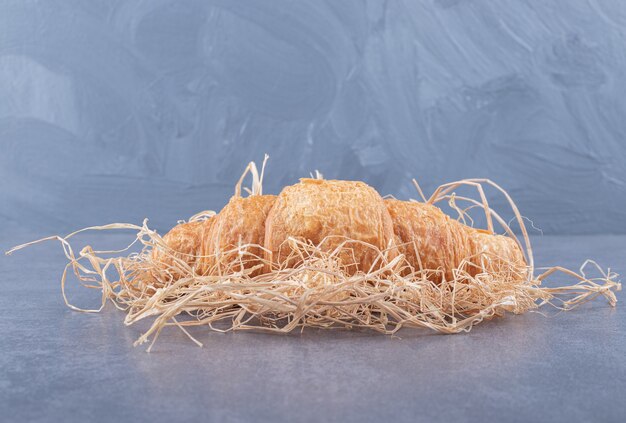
[{"left": 7, "top": 157, "right": 621, "bottom": 351}]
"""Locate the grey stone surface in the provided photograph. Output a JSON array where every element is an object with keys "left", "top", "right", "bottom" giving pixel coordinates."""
[
  {"left": 2, "top": 0, "right": 626, "bottom": 235},
  {"left": 1, "top": 231, "right": 624, "bottom": 422}
]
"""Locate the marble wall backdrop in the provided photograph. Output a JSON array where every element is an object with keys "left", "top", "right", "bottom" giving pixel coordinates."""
[{"left": 1, "top": 0, "right": 625, "bottom": 235}]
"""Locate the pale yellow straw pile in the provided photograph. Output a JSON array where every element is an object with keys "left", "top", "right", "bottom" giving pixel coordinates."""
[{"left": 7, "top": 159, "right": 620, "bottom": 351}]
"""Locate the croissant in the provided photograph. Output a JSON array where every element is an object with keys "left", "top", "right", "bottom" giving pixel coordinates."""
[{"left": 155, "top": 178, "right": 526, "bottom": 281}]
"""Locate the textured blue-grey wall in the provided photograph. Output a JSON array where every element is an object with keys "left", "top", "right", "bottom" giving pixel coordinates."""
[{"left": 1, "top": 0, "right": 625, "bottom": 235}]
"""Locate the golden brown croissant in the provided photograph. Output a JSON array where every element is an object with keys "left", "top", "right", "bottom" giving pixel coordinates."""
[{"left": 154, "top": 178, "right": 526, "bottom": 281}]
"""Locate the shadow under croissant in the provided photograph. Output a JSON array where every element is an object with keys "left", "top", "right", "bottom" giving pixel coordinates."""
[{"left": 5, "top": 157, "right": 622, "bottom": 352}]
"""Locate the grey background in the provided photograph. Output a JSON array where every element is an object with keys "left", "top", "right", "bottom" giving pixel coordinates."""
[
  {"left": 2, "top": 0, "right": 626, "bottom": 236},
  {"left": 2, "top": 2, "right": 626, "bottom": 422}
]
